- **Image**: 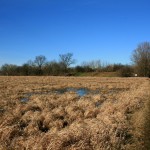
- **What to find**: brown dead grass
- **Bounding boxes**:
[143,87,150,150]
[0,76,149,150]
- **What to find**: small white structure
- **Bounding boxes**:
[134,74,138,77]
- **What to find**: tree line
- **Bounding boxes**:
[0,42,150,77]
[0,53,75,76]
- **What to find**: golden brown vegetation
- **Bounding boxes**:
[0,76,149,150]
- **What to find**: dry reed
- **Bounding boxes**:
[0,76,149,149]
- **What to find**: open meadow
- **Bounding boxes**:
[0,76,150,150]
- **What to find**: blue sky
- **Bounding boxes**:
[0,0,150,66]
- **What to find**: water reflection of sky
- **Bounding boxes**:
[20,88,99,103]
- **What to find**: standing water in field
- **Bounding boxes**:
[20,88,98,102]
[20,93,32,103]
[55,88,89,96]
[76,88,89,96]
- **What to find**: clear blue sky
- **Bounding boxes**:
[0,0,150,66]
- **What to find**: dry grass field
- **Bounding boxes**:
[0,76,149,150]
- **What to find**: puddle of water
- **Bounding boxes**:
[53,88,87,95]
[54,88,69,94]
[20,97,29,103]
[55,88,89,97]
[20,93,31,103]
[20,88,98,102]
[76,88,89,96]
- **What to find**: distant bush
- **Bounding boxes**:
[101,63,124,72]
[75,66,85,72]
[118,65,133,77]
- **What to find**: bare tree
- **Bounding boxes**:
[34,55,47,75]
[82,60,101,69]
[59,53,75,69]
[34,55,47,69]
[22,60,35,75]
[131,42,150,77]
[27,60,34,67]
[1,64,18,75]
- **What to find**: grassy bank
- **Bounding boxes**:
[129,79,150,150]
[75,71,119,77]
[144,86,150,149]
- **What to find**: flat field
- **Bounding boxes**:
[0,76,149,150]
